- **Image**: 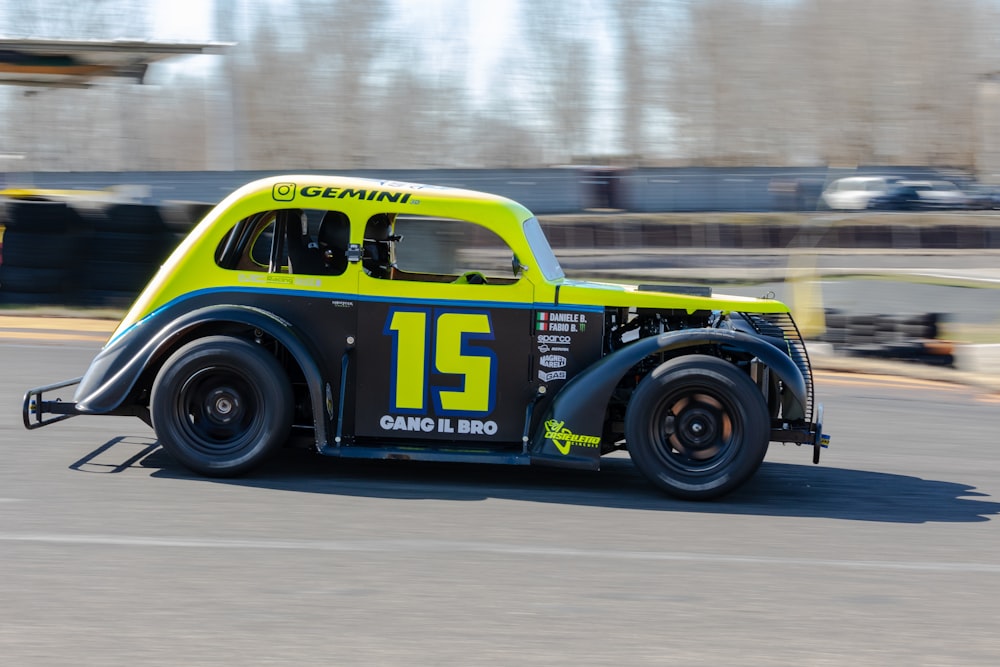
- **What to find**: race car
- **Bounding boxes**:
[23,175,828,500]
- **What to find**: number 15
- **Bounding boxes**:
[385,309,496,415]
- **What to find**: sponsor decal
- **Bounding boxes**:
[539,354,567,369]
[272,182,296,201]
[385,308,496,415]
[537,334,572,345]
[538,370,567,382]
[294,277,321,287]
[300,185,413,203]
[537,343,550,354]
[379,415,498,436]
[536,312,587,333]
[237,272,293,285]
[543,419,601,455]
[330,300,354,308]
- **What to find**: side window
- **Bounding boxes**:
[249,219,279,267]
[215,210,287,273]
[309,209,351,276]
[215,209,310,273]
[215,208,353,276]
[389,215,519,285]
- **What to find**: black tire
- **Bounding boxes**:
[0,230,81,268]
[151,336,293,477]
[83,289,140,308]
[98,203,166,233]
[2,200,77,233]
[0,290,69,306]
[85,259,158,292]
[625,355,770,500]
[159,201,214,234]
[91,231,161,263]
[0,265,70,293]
[897,322,938,339]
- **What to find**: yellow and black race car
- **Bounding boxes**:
[24,175,828,500]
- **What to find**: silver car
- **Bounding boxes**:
[821,175,901,210]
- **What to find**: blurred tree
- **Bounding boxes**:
[219,0,390,168]
[521,2,595,162]
[2,0,1000,170]
[1,0,149,38]
[665,0,997,167]
[0,0,151,170]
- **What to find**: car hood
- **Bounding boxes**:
[554,279,791,314]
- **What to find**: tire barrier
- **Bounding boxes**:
[159,201,214,235]
[0,200,89,305]
[818,311,953,366]
[83,203,179,308]
[0,198,206,308]
[0,190,994,319]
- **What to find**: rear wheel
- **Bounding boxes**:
[151,336,293,477]
[625,355,769,500]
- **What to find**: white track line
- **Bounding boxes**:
[1,533,997,573]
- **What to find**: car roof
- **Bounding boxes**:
[825,175,899,190]
[896,179,958,189]
[210,175,535,238]
[233,174,524,207]
[832,176,895,183]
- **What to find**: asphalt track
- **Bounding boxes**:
[1,320,999,665]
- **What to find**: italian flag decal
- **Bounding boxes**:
[535,311,586,332]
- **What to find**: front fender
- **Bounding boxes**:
[529,328,807,468]
[74,304,329,447]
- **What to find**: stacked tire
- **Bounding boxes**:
[159,200,214,236]
[0,199,90,306]
[819,310,950,365]
[84,203,178,307]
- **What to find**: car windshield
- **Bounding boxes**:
[523,217,564,281]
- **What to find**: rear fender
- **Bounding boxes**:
[529,328,806,468]
[74,305,329,448]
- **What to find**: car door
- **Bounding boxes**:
[352,215,537,445]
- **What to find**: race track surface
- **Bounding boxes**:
[1,330,998,666]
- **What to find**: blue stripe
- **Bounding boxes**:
[111,285,604,345]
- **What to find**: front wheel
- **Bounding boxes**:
[151,336,293,477]
[625,355,770,500]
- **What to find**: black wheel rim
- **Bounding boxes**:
[647,387,742,475]
[173,366,265,457]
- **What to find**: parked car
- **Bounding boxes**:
[961,184,1000,210]
[866,183,925,210]
[867,180,968,210]
[820,176,901,210]
[23,175,828,500]
[900,180,967,209]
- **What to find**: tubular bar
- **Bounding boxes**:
[22,376,82,430]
